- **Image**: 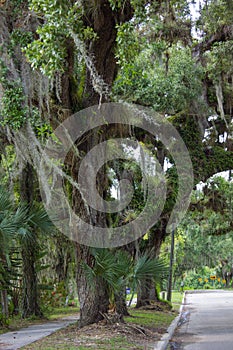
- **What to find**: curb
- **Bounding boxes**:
[154,291,187,350]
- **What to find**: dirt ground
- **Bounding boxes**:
[22,313,172,349]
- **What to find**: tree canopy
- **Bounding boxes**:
[0,0,233,327]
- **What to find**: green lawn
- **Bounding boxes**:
[171,290,184,311]
[22,308,177,350]
[45,306,79,320]
[2,291,184,349]
[0,305,79,334]
[125,308,175,329]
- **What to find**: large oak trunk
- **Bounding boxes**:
[68,1,134,327]
[75,245,109,327]
[72,140,111,326]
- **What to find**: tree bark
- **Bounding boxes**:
[115,287,130,316]
[20,163,43,318]
[53,234,72,284]
[136,279,160,308]
[75,244,109,327]
[21,240,43,318]
[136,220,167,307]
[69,1,134,327]
[82,0,133,107]
[1,290,9,319]
[72,140,111,326]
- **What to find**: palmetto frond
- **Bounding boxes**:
[0,186,13,214]
[82,247,169,308]
[0,217,18,236]
[136,255,168,281]
[14,205,29,224]
[91,248,123,292]
[0,194,25,255]
[129,254,169,290]
[28,203,54,233]
[17,226,36,245]
[0,189,29,238]
[115,249,133,279]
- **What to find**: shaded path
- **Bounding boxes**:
[0,315,79,350]
[169,290,233,350]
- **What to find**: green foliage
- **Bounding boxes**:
[108,0,124,10]
[205,41,233,82]
[28,203,55,234]
[116,22,141,66]
[0,60,40,130]
[182,267,225,290]
[25,0,83,76]
[127,253,169,306]
[162,176,233,287]
[25,28,67,75]
[113,45,204,114]
[81,248,168,307]
[35,123,59,144]
[0,188,28,251]
[129,254,168,288]
[0,312,10,327]
[0,184,55,319]
[0,186,26,308]
[9,29,34,52]
[0,80,28,129]
[0,146,16,186]
[81,248,126,298]
[196,0,233,120]
[197,0,233,34]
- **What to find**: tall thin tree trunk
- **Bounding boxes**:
[0,253,9,319]
[20,163,42,318]
[1,289,9,319]
[54,234,72,284]
[21,240,43,318]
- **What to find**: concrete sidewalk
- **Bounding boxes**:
[0,315,79,350]
[0,294,183,350]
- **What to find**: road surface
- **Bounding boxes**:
[169,290,233,350]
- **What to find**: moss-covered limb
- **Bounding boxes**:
[202,146,233,180]
[189,143,233,184]
[193,24,233,58]
[169,113,233,184]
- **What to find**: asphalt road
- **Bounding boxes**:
[169,290,233,350]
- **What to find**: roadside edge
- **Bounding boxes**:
[154,291,187,350]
